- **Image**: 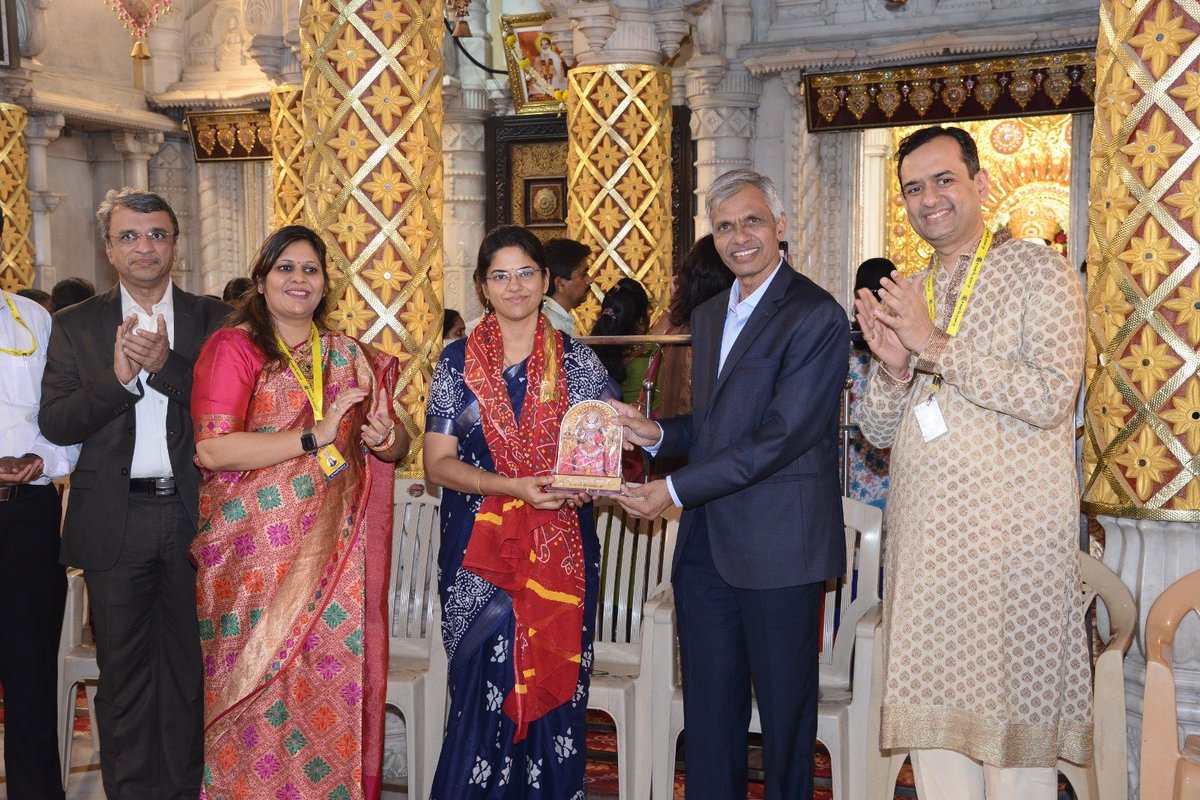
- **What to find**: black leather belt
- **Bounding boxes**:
[129,477,177,496]
[0,484,21,502]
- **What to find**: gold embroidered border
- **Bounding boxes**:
[0,104,33,291]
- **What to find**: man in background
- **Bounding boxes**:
[0,208,79,799]
[542,237,592,335]
[50,276,95,312]
[40,188,227,799]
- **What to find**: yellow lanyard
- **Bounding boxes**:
[925,228,992,337]
[0,292,37,357]
[275,324,325,421]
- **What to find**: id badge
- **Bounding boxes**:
[317,444,347,479]
[913,394,949,442]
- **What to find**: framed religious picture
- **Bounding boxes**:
[501,13,569,115]
[524,177,567,227]
[551,400,623,494]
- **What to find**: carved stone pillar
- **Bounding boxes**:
[0,102,33,291]
[270,85,305,228]
[1083,1,1200,792]
[301,0,445,475]
[441,83,488,322]
[26,112,62,289]
[150,139,199,292]
[563,0,687,330]
[685,58,761,237]
[112,131,165,190]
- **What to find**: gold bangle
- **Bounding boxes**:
[476,470,484,496]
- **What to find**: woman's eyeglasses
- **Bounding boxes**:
[485,267,545,285]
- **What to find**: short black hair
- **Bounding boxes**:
[543,238,590,298]
[896,126,981,183]
[50,277,96,311]
[442,308,464,338]
[96,187,180,237]
[222,276,253,303]
[16,287,50,306]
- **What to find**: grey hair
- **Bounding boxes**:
[96,188,180,238]
[705,169,784,222]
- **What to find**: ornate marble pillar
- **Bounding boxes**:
[301,0,445,475]
[1083,0,1200,791]
[26,112,62,289]
[0,102,33,291]
[270,85,305,228]
[563,1,687,330]
[441,82,488,322]
[112,131,165,191]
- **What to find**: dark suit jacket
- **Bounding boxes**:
[39,284,229,570]
[658,263,850,590]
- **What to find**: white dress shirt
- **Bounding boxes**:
[120,283,176,478]
[655,260,786,506]
[0,291,79,482]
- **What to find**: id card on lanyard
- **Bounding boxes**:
[915,229,992,442]
[276,325,347,479]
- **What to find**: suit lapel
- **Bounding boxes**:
[692,297,725,411]
[99,286,123,365]
[707,266,794,411]
[171,284,194,355]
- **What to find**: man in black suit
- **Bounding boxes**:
[616,169,849,799]
[40,189,227,799]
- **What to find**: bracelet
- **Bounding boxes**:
[475,470,485,496]
[369,427,397,451]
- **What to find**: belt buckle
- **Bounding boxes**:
[0,485,13,502]
[152,477,175,497]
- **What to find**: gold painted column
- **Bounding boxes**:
[1084,0,1200,786]
[0,103,34,291]
[566,64,673,330]
[1084,0,1200,518]
[560,6,688,330]
[301,0,444,475]
[270,85,305,229]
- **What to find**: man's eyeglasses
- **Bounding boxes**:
[107,231,176,247]
[485,267,545,285]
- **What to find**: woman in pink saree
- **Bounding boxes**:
[190,225,409,799]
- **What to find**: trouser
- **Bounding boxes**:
[0,483,67,799]
[673,509,825,800]
[911,748,1059,800]
[84,493,203,800]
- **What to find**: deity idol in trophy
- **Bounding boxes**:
[550,399,623,494]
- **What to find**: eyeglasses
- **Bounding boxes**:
[485,266,545,285]
[107,230,176,247]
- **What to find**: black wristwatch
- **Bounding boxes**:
[300,429,318,453]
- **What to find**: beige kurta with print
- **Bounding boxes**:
[856,230,1092,768]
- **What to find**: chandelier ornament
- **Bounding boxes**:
[104,0,173,88]
[445,0,471,38]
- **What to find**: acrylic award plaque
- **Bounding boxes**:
[550,399,623,494]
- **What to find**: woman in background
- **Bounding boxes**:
[589,277,652,407]
[424,224,614,798]
[191,225,408,800]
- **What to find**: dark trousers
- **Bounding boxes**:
[0,483,66,799]
[84,493,203,800]
[673,509,824,800]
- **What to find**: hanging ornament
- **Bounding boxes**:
[445,0,471,37]
[104,0,173,89]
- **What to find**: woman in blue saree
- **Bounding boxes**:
[424,225,614,798]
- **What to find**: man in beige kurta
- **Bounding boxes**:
[855,126,1091,799]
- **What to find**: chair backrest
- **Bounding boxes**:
[388,479,442,658]
[1141,569,1200,799]
[592,499,680,655]
[1079,552,1136,657]
[58,568,88,657]
[818,497,884,690]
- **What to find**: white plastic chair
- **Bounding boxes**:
[57,568,100,788]
[384,479,446,800]
[588,499,679,800]
[1141,569,1200,800]
[867,551,1136,800]
[650,496,883,800]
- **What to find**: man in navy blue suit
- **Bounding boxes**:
[615,169,849,799]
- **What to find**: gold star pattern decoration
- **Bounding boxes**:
[1091,168,1137,245]
[1114,427,1178,501]
[1118,326,1183,398]
[1120,110,1187,186]
[1129,0,1198,79]
[0,105,33,291]
[1118,217,1186,292]
[1087,376,1132,443]
[1165,160,1200,238]
[302,0,445,475]
[1090,271,1134,346]
[1161,378,1200,451]
[1163,269,1200,344]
